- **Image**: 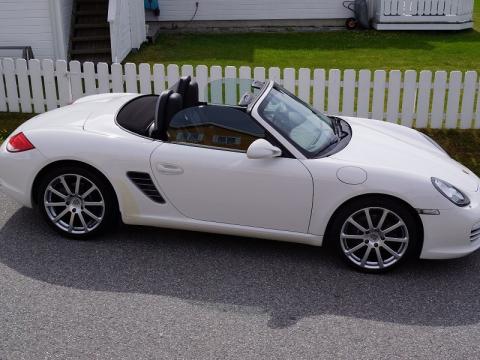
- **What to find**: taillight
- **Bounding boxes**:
[6,132,35,153]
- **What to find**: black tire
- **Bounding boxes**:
[329,197,421,273]
[345,18,358,30]
[36,165,118,240]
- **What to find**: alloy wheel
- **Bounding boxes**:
[340,207,410,270]
[43,174,105,235]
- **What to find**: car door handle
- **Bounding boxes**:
[156,163,184,175]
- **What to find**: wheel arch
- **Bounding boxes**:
[323,193,424,251]
[31,160,120,213]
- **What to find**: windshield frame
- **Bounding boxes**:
[254,83,340,158]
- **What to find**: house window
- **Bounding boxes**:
[168,105,265,151]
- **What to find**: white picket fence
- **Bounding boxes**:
[1,57,480,129]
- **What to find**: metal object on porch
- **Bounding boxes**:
[372,0,474,30]
[0,46,34,61]
[343,0,371,29]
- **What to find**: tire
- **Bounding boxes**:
[345,18,358,30]
[37,165,118,240]
[329,197,421,273]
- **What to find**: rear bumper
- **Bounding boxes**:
[420,192,480,259]
[0,141,47,208]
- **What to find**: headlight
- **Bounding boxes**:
[431,177,470,207]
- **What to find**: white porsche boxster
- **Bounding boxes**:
[1,77,479,272]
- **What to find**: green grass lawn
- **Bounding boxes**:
[127,0,480,71]
[1,112,479,175]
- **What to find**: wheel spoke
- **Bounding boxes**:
[383,221,403,235]
[83,208,101,222]
[60,176,72,195]
[346,242,366,255]
[68,212,75,232]
[377,209,388,230]
[341,233,366,240]
[78,212,88,231]
[53,208,69,222]
[45,201,67,207]
[365,209,374,230]
[48,186,67,199]
[375,247,384,268]
[81,186,95,199]
[361,247,372,267]
[84,201,104,207]
[74,175,81,195]
[347,218,367,233]
[384,236,408,243]
[382,243,401,259]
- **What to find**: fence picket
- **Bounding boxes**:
[42,59,57,111]
[401,70,417,127]
[268,67,281,83]
[416,70,432,128]
[460,71,477,129]
[342,69,355,116]
[111,63,124,93]
[312,69,326,112]
[476,77,480,129]
[254,67,266,82]
[153,64,165,94]
[125,63,138,93]
[445,71,462,128]
[83,62,96,95]
[29,60,44,113]
[328,69,341,115]
[239,66,251,97]
[139,63,152,94]
[16,59,32,113]
[69,61,83,100]
[0,61,7,112]
[167,64,179,88]
[430,71,447,128]
[386,70,402,123]
[3,59,19,112]
[210,65,223,104]
[56,60,72,106]
[372,70,386,120]
[181,64,194,78]
[283,68,296,94]
[225,66,237,105]
[196,65,208,102]
[96,62,110,94]
[357,70,371,118]
[298,68,311,103]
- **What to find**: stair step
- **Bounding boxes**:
[77,10,108,16]
[71,48,111,55]
[74,23,109,29]
[72,35,110,42]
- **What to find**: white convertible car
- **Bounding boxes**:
[1,77,479,272]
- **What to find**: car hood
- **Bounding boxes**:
[334,117,479,192]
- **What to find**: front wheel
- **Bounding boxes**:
[330,198,421,273]
[37,166,118,239]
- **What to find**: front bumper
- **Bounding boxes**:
[420,190,480,259]
[0,142,47,208]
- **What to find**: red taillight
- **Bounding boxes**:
[6,132,35,153]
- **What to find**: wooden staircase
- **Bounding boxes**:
[69,0,111,63]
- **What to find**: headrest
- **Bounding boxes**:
[184,80,199,108]
[172,76,191,98]
[165,93,183,125]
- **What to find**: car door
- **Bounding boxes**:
[150,105,314,233]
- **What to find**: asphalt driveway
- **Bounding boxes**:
[1,192,479,359]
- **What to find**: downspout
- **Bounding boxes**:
[48,0,67,60]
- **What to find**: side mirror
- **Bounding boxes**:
[246,139,282,159]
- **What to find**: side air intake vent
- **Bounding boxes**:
[127,172,166,204]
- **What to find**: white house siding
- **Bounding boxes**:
[59,0,73,59]
[154,0,352,21]
[0,0,54,59]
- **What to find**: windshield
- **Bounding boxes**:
[258,86,337,156]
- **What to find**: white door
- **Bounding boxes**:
[150,105,313,233]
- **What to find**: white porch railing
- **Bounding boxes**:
[108,0,146,63]
[375,0,474,22]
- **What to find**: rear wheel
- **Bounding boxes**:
[330,198,420,273]
[37,166,117,239]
